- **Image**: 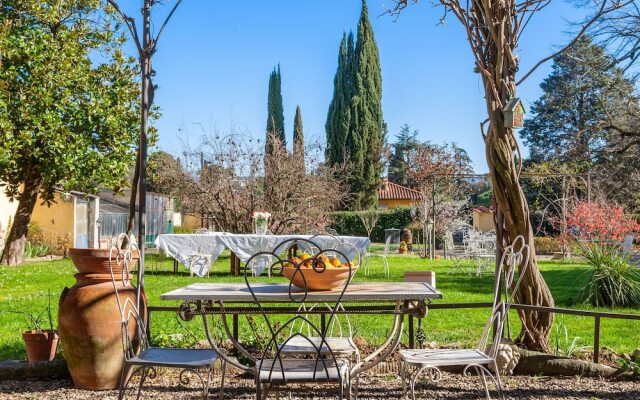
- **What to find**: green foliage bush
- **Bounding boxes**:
[534,237,561,255]
[328,207,414,242]
[575,242,640,308]
[173,225,194,234]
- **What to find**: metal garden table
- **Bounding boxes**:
[161,282,442,378]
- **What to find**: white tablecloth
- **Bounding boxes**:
[155,233,371,277]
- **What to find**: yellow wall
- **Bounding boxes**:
[473,210,495,232]
[182,214,203,230]
[31,193,75,255]
[378,199,420,209]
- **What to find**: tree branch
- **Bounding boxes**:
[516,0,627,85]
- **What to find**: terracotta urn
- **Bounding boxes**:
[59,248,143,390]
[22,330,59,364]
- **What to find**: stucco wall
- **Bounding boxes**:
[31,193,75,255]
[473,211,495,232]
[378,199,419,209]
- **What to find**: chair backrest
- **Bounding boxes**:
[244,237,354,382]
[382,234,392,255]
[477,301,506,359]
[498,235,530,309]
[289,303,354,339]
[622,235,634,254]
[108,234,146,361]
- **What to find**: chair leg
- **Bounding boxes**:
[476,367,491,400]
[118,363,129,400]
[219,359,227,400]
[135,367,147,400]
[409,370,418,400]
[203,367,212,399]
[492,362,506,400]
[399,361,408,400]
[256,379,261,400]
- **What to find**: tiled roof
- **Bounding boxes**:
[378,181,423,201]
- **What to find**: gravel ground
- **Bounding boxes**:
[1,371,639,400]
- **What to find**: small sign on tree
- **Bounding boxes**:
[503,98,525,129]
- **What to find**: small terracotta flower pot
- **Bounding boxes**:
[22,330,59,364]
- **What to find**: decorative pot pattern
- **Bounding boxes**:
[59,248,143,390]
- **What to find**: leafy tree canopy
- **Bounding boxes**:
[0,0,143,264]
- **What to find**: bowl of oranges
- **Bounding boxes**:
[282,252,358,291]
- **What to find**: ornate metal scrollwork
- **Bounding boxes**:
[402,299,428,318]
[178,301,200,321]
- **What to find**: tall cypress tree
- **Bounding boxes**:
[266,65,285,154]
[350,0,384,209]
[293,105,306,175]
[326,32,354,166]
[325,0,383,210]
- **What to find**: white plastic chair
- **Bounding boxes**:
[622,234,634,255]
[364,235,391,277]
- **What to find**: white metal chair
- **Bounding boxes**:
[398,235,529,400]
[245,238,354,400]
[280,303,360,363]
[108,234,226,400]
[364,235,391,277]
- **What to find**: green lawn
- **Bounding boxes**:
[1,251,639,361]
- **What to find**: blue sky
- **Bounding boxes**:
[126,0,589,173]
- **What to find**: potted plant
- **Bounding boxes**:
[399,241,408,254]
[15,291,59,364]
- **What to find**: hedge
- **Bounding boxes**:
[327,207,414,242]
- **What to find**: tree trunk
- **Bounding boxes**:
[485,105,555,352]
[472,8,556,351]
[127,150,140,236]
[1,168,44,266]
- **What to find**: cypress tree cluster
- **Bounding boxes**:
[326,0,384,210]
[293,105,306,175]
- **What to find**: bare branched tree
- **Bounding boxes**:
[155,129,347,235]
[357,210,380,239]
[388,0,631,351]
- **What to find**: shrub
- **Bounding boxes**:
[534,237,561,255]
[173,225,194,234]
[328,207,414,242]
[23,241,49,258]
[566,201,640,241]
[574,242,640,308]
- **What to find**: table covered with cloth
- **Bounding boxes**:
[154,233,371,277]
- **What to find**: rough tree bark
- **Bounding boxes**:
[447,0,556,351]
[1,166,43,266]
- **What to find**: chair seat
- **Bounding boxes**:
[128,347,220,369]
[256,358,349,384]
[279,336,359,357]
[399,348,492,367]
